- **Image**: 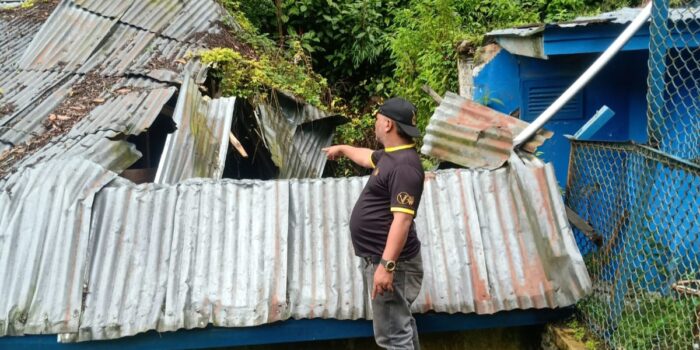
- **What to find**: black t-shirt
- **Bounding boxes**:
[349,144,424,260]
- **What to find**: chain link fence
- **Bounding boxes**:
[568,142,699,349]
[567,1,700,348]
[647,0,700,163]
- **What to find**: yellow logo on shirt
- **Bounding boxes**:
[397,192,415,206]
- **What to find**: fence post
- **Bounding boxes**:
[646,0,670,148]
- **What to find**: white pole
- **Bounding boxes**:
[513,2,653,147]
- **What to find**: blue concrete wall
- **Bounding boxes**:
[473,49,649,186]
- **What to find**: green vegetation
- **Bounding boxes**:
[223,0,642,175]
[20,0,36,9]
[198,47,328,106]
[579,290,700,349]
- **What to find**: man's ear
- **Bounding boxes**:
[386,119,395,133]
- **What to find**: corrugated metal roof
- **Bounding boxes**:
[4,78,175,176]
[10,130,142,176]
[0,0,25,8]
[78,178,290,341]
[281,118,341,179]
[59,158,589,342]
[18,0,118,71]
[155,77,236,184]
[70,0,131,18]
[77,23,158,76]
[65,83,176,138]
[0,70,76,145]
[0,159,116,336]
[487,7,698,37]
[0,14,43,68]
[255,91,340,179]
[119,0,185,35]
[160,0,223,42]
[421,92,552,170]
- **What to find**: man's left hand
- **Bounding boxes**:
[372,265,394,299]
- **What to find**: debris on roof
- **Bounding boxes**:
[422,92,552,170]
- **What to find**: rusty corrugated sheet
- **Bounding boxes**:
[0,159,116,336]
[421,92,552,170]
[62,160,589,342]
[155,77,236,184]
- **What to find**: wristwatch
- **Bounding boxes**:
[380,258,396,272]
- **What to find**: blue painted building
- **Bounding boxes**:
[472,8,700,185]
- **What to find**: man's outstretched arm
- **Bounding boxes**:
[322,145,375,169]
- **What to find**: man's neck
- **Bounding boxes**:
[381,135,412,149]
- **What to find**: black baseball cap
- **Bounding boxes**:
[377,97,420,138]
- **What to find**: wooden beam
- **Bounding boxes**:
[421,85,443,105]
[229,132,249,158]
[565,206,603,247]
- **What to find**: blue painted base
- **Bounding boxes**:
[0,308,573,349]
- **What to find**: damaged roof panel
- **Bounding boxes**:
[256,91,341,179]
[4,78,174,175]
[65,84,176,138]
[155,77,236,184]
[11,130,142,176]
[0,159,116,337]
[58,161,589,342]
[421,92,552,170]
[281,118,341,179]
[128,36,207,84]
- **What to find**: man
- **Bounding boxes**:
[322,97,425,350]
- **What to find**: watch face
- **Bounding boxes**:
[386,261,396,271]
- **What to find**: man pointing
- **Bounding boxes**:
[323,97,425,350]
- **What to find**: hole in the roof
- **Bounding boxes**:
[119,94,178,184]
[222,100,278,180]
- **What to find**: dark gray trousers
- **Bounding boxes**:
[363,254,424,350]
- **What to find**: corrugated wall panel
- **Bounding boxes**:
[79,179,290,341]
[0,159,116,336]
[287,176,368,320]
[70,163,590,342]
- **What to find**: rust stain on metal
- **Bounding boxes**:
[422,92,552,170]
[457,173,491,313]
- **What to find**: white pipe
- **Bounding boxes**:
[513,2,653,147]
